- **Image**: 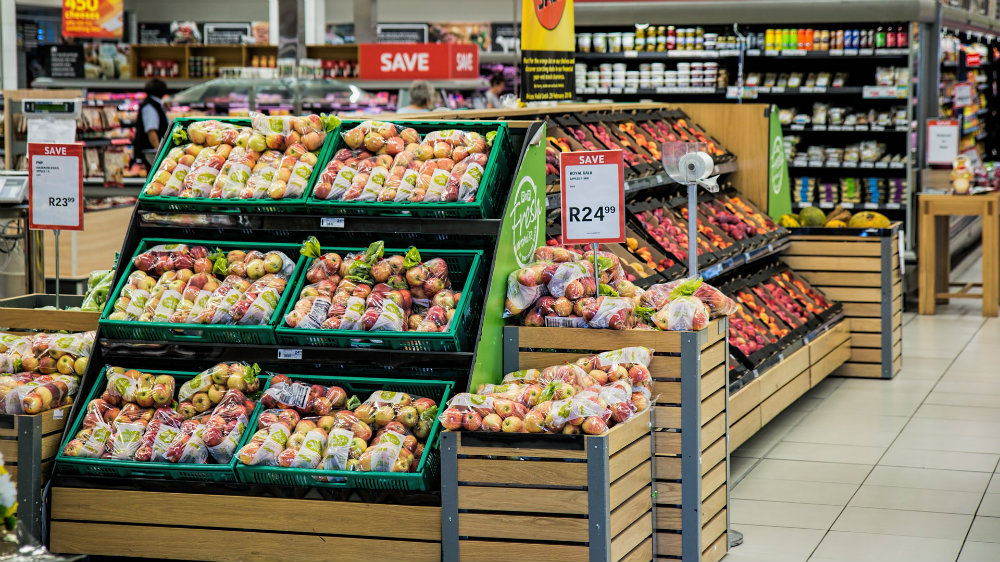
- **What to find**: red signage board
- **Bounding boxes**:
[560,150,626,245]
[28,143,84,231]
[358,43,479,80]
[62,0,123,39]
[967,52,982,67]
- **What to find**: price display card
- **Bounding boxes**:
[560,150,625,244]
[28,142,83,231]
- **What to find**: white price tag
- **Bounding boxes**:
[277,348,303,360]
[560,150,625,244]
[28,143,83,231]
[320,217,345,228]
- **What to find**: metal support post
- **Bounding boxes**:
[16,416,42,543]
[587,438,611,562]
[880,236,894,379]
[680,332,702,561]
[440,431,459,562]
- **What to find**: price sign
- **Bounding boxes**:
[926,119,960,165]
[28,143,83,231]
[560,150,625,244]
[953,81,975,108]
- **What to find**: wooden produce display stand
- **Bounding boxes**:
[50,488,442,561]
[1,405,71,542]
[444,321,729,562]
[784,224,902,378]
[0,294,99,332]
[729,319,850,450]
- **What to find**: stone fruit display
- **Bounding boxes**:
[107,243,296,326]
[142,113,338,200]
[283,237,462,333]
[0,331,94,414]
[439,346,653,435]
[312,121,496,203]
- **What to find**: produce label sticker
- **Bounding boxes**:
[560,150,625,244]
[28,142,83,231]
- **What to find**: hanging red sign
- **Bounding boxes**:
[358,43,479,80]
[28,143,84,231]
[966,52,982,67]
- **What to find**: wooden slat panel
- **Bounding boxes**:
[701,437,726,474]
[620,536,652,562]
[730,406,761,451]
[729,379,760,421]
[653,406,680,429]
[843,302,881,317]
[851,348,883,363]
[700,388,725,426]
[702,460,726,502]
[655,532,682,557]
[808,321,850,363]
[759,345,810,398]
[652,381,680,404]
[799,271,883,286]
[702,531,728,562]
[610,435,652,482]
[702,411,726,447]
[701,364,726,401]
[611,460,652,509]
[702,509,727,551]
[460,513,588,542]
[516,326,683,353]
[812,340,852,386]
[51,488,441,539]
[611,512,653,562]
[518,352,683,374]
[783,255,882,271]
[655,506,681,530]
[456,442,586,459]
[701,339,727,376]
[611,486,653,537]
[609,409,652,455]
[761,371,810,425]
[851,317,882,332]
[461,540,588,562]
[646,356,683,378]
[459,487,588,515]
[654,431,680,455]
[785,241,882,256]
[655,456,681,480]
[457,459,587,486]
[50,522,442,562]
[654,481,682,505]
[833,362,883,378]
[702,483,727,527]
[851,333,882,348]
[823,287,882,303]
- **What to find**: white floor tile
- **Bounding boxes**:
[880,445,1000,472]
[904,416,1000,438]
[980,494,1000,518]
[767,442,886,465]
[967,516,1000,543]
[925,390,1000,409]
[892,427,1000,454]
[731,455,760,484]
[849,484,983,514]
[732,477,858,506]
[745,459,873,485]
[959,541,1000,562]
[809,531,963,562]
[730,498,842,530]
[725,524,826,562]
[832,506,973,540]
[913,403,1000,423]
[864,465,991,493]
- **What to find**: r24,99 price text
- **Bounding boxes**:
[567,205,616,222]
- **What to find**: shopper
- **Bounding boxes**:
[485,72,507,108]
[397,81,437,113]
[134,79,169,167]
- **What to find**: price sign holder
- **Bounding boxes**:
[28,142,84,308]
[560,150,626,292]
[662,142,718,277]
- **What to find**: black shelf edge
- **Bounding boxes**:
[792,201,905,211]
[744,48,910,58]
[700,236,791,282]
[576,86,725,97]
[783,125,909,133]
[788,161,907,171]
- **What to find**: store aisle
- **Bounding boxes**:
[726,296,1000,561]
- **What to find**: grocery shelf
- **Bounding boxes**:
[793,201,905,211]
[576,49,740,61]
[576,86,725,96]
[788,161,906,171]
[32,77,204,90]
[700,236,791,281]
[783,124,909,133]
[744,47,910,57]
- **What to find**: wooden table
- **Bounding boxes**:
[918,192,1000,316]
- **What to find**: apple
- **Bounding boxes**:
[374,405,396,427]
[481,413,502,432]
[210,364,230,385]
[355,403,377,425]
[348,437,367,459]
[524,410,545,433]
[207,384,227,404]
[395,406,418,427]
[462,411,482,431]
[493,399,515,419]
[581,416,609,435]
[412,397,437,415]
[501,416,524,433]
[294,419,317,434]
[151,384,172,406]
[37,356,57,374]
[192,392,212,412]
[20,356,39,373]
[413,418,433,439]
[317,416,335,432]
[561,424,581,435]
[439,408,463,431]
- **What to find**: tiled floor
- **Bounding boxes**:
[725,258,1000,562]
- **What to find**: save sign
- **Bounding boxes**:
[27,142,84,231]
[359,43,479,80]
[560,150,625,244]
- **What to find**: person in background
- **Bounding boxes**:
[134,79,169,168]
[397,81,437,113]
[485,72,507,109]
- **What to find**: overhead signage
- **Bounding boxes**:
[62,0,123,39]
[520,0,575,101]
[358,43,479,80]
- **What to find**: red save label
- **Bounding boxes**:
[967,52,982,67]
[359,43,479,80]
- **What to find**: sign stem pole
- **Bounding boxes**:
[687,183,698,278]
[590,242,599,293]
[54,230,60,308]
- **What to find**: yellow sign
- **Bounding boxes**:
[62,0,123,39]
[521,0,574,52]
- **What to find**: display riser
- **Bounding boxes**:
[0,294,98,332]
[785,224,902,378]
[729,320,850,450]
[49,487,442,562]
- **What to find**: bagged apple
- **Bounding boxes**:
[582,296,636,330]
[9,376,77,415]
[108,422,145,460]
[341,120,398,151]
[354,390,433,432]
[279,422,329,469]
[202,390,250,463]
[62,418,112,458]
[134,408,184,462]
[237,421,291,466]
[475,383,544,408]
[356,430,412,472]
[317,426,354,473]
[438,393,495,431]
[145,145,192,197]
[240,149,283,198]
[163,424,209,464]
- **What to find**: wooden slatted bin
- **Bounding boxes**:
[784,224,902,378]
[49,488,443,561]
[0,405,71,541]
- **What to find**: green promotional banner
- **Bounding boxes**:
[767,104,792,219]
[469,123,547,390]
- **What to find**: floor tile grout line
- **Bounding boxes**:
[954,456,1000,560]
[803,315,987,562]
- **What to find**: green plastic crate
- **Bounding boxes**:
[274,246,484,351]
[99,238,306,345]
[55,366,266,482]
[235,374,452,491]
[137,116,338,214]
[305,120,514,218]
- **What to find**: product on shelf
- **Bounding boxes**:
[313,121,495,203]
[107,243,296,326]
[441,346,654,435]
[142,113,337,200]
[0,331,94,414]
[283,238,461,333]
[81,269,115,312]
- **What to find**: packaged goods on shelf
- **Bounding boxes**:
[0,331,94,415]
